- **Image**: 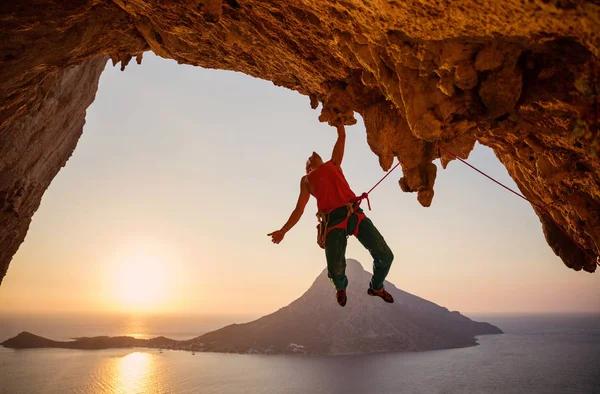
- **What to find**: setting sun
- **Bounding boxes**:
[113,249,169,312]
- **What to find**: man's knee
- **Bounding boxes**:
[376,247,394,267]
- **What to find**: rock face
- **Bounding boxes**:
[1,1,599,282]
[188,259,502,354]
[0,57,107,283]
[1,259,502,354]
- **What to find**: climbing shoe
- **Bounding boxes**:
[336,289,347,307]
[367,287,394,303]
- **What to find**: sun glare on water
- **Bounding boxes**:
[114,249,169,312]
[110,352,163,393]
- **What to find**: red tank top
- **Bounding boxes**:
[306,161,356,213]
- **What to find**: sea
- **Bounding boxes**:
[0,313,599,394]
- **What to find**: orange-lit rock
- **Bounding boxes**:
[1,0,599,283]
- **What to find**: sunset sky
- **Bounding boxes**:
[0,53,598,316]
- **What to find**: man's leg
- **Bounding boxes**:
[324,228,349,290]
[356,217,394,290]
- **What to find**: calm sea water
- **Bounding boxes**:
[1,314,599,394]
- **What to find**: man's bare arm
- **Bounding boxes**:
[281,177,310,232]
[268,177,310,244]
[331,125,346,166]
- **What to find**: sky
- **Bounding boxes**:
[0,53,598,316]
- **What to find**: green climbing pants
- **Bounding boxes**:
[324,205,394,291]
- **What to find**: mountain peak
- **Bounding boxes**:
[192,259,502,355]
[1,331,60,348]
[345,257,365,272]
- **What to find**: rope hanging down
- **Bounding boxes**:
[437,144,600,268]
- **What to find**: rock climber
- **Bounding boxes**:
[268,124,395,307]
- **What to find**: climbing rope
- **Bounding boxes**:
[437,144,600,268]
[354,161,402,210]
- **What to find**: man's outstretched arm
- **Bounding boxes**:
[331,124,346,166]
[268,177,311,244]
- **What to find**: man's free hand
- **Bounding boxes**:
[267,229,286,244]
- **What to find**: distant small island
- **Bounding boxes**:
[1,331,179,351]
[2,260,502,355]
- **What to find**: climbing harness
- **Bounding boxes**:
[316,202,366,248]
[437,144,600,268]
[315,162,402,248]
